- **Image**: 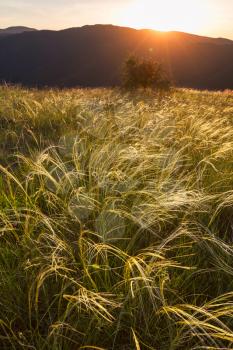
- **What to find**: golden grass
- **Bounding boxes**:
[0,86,233,349]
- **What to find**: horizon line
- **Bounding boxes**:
[1,23,233,41]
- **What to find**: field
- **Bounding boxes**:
[0,85,233,349]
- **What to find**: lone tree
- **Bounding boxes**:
[122,56,170,90]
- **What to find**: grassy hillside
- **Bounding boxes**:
[0,86,233,349]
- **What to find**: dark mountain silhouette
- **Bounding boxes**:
[0,26,36,37]
[0,24,232,89]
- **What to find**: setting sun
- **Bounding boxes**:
[118,0,211,33]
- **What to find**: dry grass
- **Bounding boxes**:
[0,85,233,349]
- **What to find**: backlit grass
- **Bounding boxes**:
[0,85,233,349]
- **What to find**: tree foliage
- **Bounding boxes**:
[122,56,170,90]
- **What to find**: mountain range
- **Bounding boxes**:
[0,26,36,36]
[0,25,232,89]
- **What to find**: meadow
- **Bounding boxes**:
[0,85,233,349]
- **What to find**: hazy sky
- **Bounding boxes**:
[0,0,232,39]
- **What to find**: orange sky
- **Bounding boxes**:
[0,0,232,39]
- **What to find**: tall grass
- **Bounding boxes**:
[0,85,233,349]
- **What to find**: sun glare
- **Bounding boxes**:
[118,0,211,34]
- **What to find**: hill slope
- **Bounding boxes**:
[0,26,36,36]
[0,25,233,89]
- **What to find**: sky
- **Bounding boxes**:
[0,0,233,39]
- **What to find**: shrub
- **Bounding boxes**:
[122,55,170,90]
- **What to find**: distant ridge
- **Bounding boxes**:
[0,24,232,89]
[0,26,36,36]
